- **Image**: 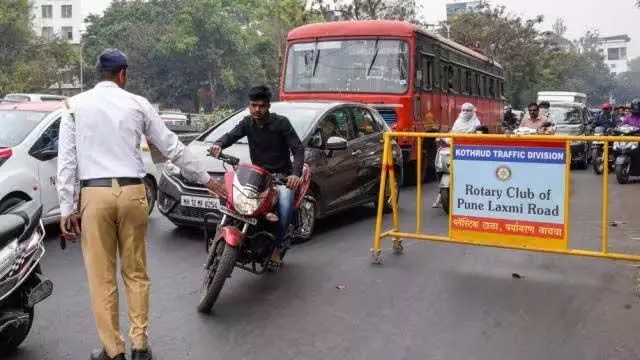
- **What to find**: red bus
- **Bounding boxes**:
[280,20,505,181]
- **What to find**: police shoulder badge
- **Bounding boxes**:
[495,165,512,181]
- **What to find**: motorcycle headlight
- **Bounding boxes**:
[164,161,181,176]
[571,141,585,145]
[0,240,19,279]
[614,142,638,151]
[232,188,261,215]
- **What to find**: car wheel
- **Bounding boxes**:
[143,177,157,215]
[0,197,26,214]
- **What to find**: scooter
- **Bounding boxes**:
[434,126,492,214]
[0,200,52,353]
[591,126,614,175]
[197,153,312,313]
[611,125,640,184]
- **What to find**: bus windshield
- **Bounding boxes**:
[284,39,409,94]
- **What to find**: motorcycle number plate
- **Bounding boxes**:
[181,195,220,210]
[615,157,627,165]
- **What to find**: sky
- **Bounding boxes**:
[419,0,640,58]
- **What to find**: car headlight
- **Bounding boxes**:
[232,188,261,215]
[164,161,181,176]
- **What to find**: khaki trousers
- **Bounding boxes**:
[80,180,150,357]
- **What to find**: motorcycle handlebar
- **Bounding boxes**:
[208,149,240,166]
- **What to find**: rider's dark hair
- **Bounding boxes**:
[476,126,489,134]
[539,101,550,108]
[248,85,272,103]
[99,65,127,81]
[528,102,539,109]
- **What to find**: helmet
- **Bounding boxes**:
[631,99,640,115]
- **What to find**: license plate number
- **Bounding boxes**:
[181,195,219,210]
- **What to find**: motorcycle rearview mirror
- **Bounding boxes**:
[541,121,553,128]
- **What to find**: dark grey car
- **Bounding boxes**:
[157,101,403,237]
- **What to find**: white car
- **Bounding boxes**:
[0,101,158,223]
[2,93,67,103]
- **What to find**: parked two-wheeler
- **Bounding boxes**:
[611,125,640,184]
[591,126,615,175]
[0,200,52,353]
[197,153,312,313]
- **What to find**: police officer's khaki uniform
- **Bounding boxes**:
[57,81,210,357]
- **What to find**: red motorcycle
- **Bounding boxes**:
[197,153,312,313]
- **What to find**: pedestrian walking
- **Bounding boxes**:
[56,49,220,360]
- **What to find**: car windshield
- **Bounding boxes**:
[549,106,583,124]
[284,39,409,94]
[201,104,321,144]
[0,110,48,147]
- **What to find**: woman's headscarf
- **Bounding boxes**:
[450,103,481,134]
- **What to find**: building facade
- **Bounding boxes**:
[30,0,112,94]
[597,35,631,76]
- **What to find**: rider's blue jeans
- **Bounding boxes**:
[275,185,295,249]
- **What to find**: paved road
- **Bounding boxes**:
[8,171,640,360]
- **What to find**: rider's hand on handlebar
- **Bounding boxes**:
[286,175,303,190]
[209,145,222,158]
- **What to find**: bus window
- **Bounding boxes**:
[421,55,433,90]
[457,67,463,94]
[447,66,455,93]
[475,73,481,96]
[439,63,446,91]
[465,70,472,95]
[489,78,495,99]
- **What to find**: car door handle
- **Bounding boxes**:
[351,150,362,156]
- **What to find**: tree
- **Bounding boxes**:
[0,0,77,95]
[443,3,615,107]
[552,18,567,37]
[310,0,423,23]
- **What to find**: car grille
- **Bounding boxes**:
[376,108,397,125]
[176,205,219,220]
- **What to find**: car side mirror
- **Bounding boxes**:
[326,136,348,151]
[35,148,58,161]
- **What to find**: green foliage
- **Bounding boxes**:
[83,0,316,111]
[199,107,236,130]
[0,0,77,95]
[444,4,615,108]
[310,0,423,23]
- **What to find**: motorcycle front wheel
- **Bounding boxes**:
[615,163,631,184]
[197,242,237,314]
[592,149,603,175]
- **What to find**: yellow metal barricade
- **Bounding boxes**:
[372,132,640,264]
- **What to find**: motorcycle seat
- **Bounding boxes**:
[0,214,25,247]
[6,201,43,243]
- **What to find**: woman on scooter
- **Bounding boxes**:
[432,103,483,208]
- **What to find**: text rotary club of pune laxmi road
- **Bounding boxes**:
[450,139,569,251]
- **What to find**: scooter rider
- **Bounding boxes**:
[209,86,305,266]
[619,99,640,127]
[594,102,619,129]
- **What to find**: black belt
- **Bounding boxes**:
[81,177,143,188]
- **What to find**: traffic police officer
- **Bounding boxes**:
[56,49,220,360]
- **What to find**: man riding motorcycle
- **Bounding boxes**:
[619,99,640,127]
[594,102,619,129]
[210,86,305,265]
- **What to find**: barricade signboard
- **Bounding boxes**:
[450,138,568,250]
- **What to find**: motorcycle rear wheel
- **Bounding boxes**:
[197,243,237,314]
[0,308,34,354]
[615,163,631,184]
